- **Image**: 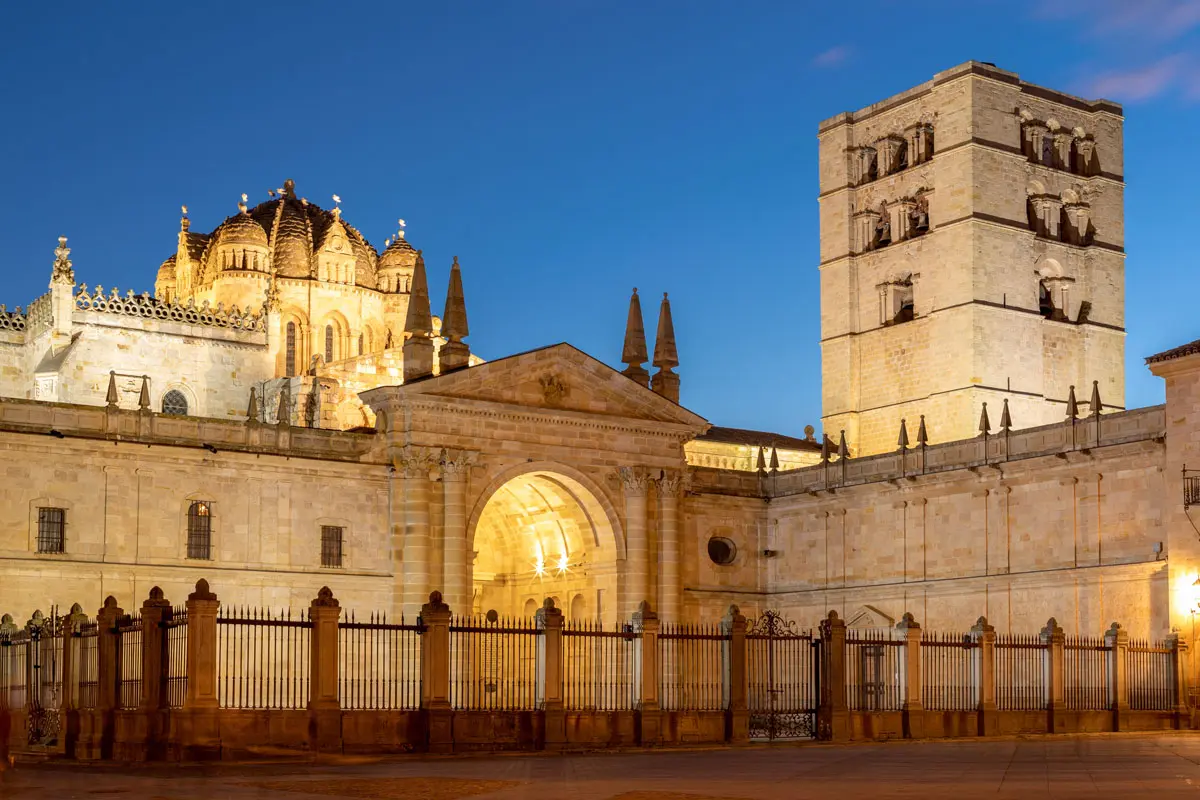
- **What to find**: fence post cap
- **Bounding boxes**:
[0,613,15,635]
[1041,617,1063,636]
[188,579,217,602]
[422,591,450,614]
[542,597,557,611]
[312,586,340,608]
[826,609,840,621]
[970,615,994,634]
[144,586,171,608]
[1107,621,1124,635]
[896,612,920,630]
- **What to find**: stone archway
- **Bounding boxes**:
[467,464,623,624]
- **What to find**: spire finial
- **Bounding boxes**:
[1066,385,1079,420]
[138,376,151,412]
[769,447,780,472]
[917,415,928,446]
[651,291,680,402]
[442,256,469,345]
[1089,380,1102,417]
[404,251,433,337]
[756,447,767,473]
[1000,399,1012,432]
[247,387,259,422]
[276,388,290,427]
[838,430,849,460]
[897,418,909,450]
[51,235,74,285]
[105,371,118,409]
[620,288,650,387]
[979,402,991,435]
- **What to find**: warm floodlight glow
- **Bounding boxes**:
[557,553,570,574]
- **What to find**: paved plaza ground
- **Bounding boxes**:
[5,733,1200,799]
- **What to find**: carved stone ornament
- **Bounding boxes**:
[188,578,217,602]
[312,586,340,608]
[52,236,74,285]
[539,373,568,405]
[394,446,438,479]
[656,469,690,495]
[616,466,651,494]
[440,448,478,480]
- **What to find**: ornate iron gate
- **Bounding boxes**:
[747,610,820,741]
[25,609,63,747]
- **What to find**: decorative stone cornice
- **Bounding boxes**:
[75,284,266,332]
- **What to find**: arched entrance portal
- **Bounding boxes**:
[469,468,622,624]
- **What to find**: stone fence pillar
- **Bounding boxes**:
[180,580,220,760]
[89,596,123,760]
[59,604,89,758]
[536,599,565,750]
[136,588,172,761]
[1042,617,1066,733]
[420,591,453,753]
[633,601,661,746]
[1106,622,1129,731]
[897,613,924,739]
[308,587,341,753]
[971,616,998,736]
[1168,631,1191,728]
[722,605,748,743]
[0,614,15,770]
[818,610,848,741]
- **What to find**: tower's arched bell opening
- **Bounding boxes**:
[471,470,619,623]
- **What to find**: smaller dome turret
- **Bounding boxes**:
[377,221,417,293]
[155,255,177,302]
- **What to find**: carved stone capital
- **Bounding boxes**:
[616,466,651,496]
[439,448,478,481]
[656,469,689,496]
[393,445,439,479]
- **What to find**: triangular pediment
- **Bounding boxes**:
[366,343,708,429]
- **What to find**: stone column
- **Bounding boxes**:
[397,447,436,618]
[633,602,661,745]
[897,612,924,739]
[441,450,474,612]
[723,605,748,743]
[1106,622,1129,731]
[618,467,651,620]
[139,587,172,761]
[59,603,89,758]
[1042,617,1066,733]
[93,596,123,761]
[972,616,998,736]
[181,579,220,760]
[656,471,683,623]
[308,587,341,753]
[420,591,453,753]
[819,610,848,741]
[537,599,566,750]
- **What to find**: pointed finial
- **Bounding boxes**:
[917,415,928,446]
[769,447,779,471]
[838,430,849,460]
[442,256,469,344]
[652,292,678,371]
[403,249,433,337]
[1090,380,1102,416]
[897,418,909,450]
[1066,385,1079,420]
[246,387,259,422]
[283,179,295,197]
[820,433,831,463]
[276,388,290,427]
[51,235,74,284]
[756,447,767,473]
[979,402,991,435]
[1000,399,1012,432]
[105,371,118,409]
[621,288,650,386]
[138,376,150,412]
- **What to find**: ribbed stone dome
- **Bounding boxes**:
[214,211,269,247]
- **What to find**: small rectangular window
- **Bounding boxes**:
[37,507,65,553]
[187,500,213,560]
[321,525,344,568]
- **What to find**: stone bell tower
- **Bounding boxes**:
[817,62,1126,455]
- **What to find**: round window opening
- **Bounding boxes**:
[707,537,736,566]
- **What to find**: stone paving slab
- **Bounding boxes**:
[5,733,1200,799]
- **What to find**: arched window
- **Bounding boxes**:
[1039,281,1056,319]
[324,325,334,363]
[186,500,212,560]
[285,322,297,377]
[162,390,188,416]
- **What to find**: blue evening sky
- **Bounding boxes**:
[2,2,1197,434]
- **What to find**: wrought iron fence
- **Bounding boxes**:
[0,626,30,711]
[747,612,819,740]
[449,611,541,710]
[920,632,978,711]
[28,610,64,745]
[165,606,188,709]
[217,606,311,709]
[658,621,728,711]
[1127,639,1174,711]
[994,633,1046,710]
[562,620,637,711]
[846,630,903,711]
[1064,635,1111,710]
[116,612,143,710]
[338,611,423,710]
[75,621,99,710]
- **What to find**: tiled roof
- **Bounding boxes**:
[696,425,821,452]
[1146,338,1200,365]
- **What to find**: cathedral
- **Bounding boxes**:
[2,62,1198,640]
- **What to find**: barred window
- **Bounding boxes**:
[286,321,297,377]
[321,525,344,568]
[187,501,213,560]
[162,390,188,415]
[37,507,65,553]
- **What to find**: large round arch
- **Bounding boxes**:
[466,462,624,624]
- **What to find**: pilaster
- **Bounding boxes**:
[656,471,683,622]
[441,449,475,612]
[618,467,651,619]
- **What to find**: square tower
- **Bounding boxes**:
[818,62,1125,455]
